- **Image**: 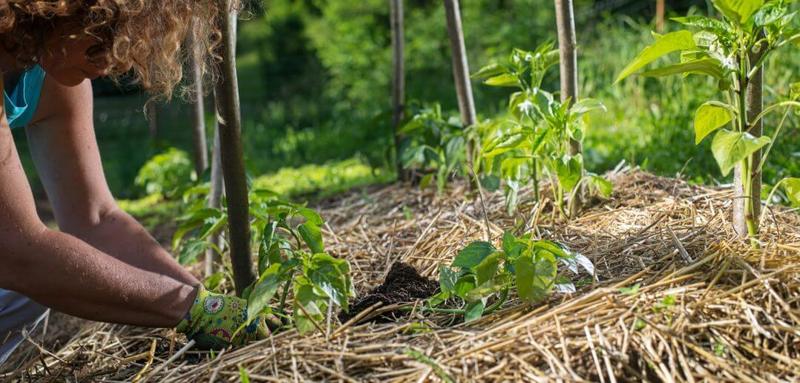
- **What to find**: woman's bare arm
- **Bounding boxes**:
[0,94,195,327]
[26,78,198,286]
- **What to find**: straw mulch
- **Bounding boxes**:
[3,170,799,382]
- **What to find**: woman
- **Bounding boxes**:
[0,1,265,364]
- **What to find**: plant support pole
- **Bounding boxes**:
[733,37,765,239]
[214,4,255,295]
[554,0,580,156]
[554,0,583,217]
[655,0,665,33]
[443,0,477,168]
[391,0,406,179]
[206,124,224,277]
[188,19,208,176]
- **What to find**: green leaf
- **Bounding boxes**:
[293,282,325,334]
[472,62,506,79]
[419,173,435,190]
[239,366,251,383]
[454,275,477,300]
[307,253,353,311]
[711,130,771,176]
[782,178,800,206]
[248,263,290,323]
[298,222,325,254]
[640,58,725,80]
[588,175,613,198]
[515,250,557,304]
[695,103,734,144]
[439,265,459,294]
[712,0,763,24]
[475,252,501,286]
[258,221,279,274]
[484,73,519,87]
[178,239,208,265]
[672,16,730,32]
[480,174,501,192]
[618,283,641,296]
[452,241,496,270]
[555,154,584,192]
[616,30,697,83]
[203,272,226,291]
[464,300,486,323]
[570,98,607,115]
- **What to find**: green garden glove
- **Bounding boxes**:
[176,286,268,349]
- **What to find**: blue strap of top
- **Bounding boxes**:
[4,65,46,129]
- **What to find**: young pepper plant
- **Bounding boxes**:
[473,45,612,216]
[400,103,470,193]
[173,188,355,334]
[429,231,594,322]
[616,0,800,240]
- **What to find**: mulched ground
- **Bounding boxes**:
[3,169,799,382]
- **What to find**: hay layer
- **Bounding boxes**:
[4,171,800,382]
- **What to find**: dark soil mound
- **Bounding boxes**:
[340,262,439,323]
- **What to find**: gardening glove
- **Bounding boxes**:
[176,286,269,350]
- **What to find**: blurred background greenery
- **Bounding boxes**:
[13,0,799,201]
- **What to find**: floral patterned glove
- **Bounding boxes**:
[176,286,268,349]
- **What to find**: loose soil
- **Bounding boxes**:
[339,262,439,323]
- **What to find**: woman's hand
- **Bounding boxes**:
[176,286,268,349]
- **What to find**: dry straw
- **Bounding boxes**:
[3,170,799,382]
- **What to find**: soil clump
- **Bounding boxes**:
[339,262,438,323]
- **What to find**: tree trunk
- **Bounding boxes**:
[214,5,255,296]
[655,0,665,33]
[206,123,224,277]
[188,19,209,177]
[146,103,158,139]
[390,0,406,179]
[443,0,477,167]
[733,40,764,239]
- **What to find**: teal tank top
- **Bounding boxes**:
[3,65,46,129]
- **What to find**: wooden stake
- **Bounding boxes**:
[554,0,583,216]
[188,18,208,176]
[206,123,224,277]
[443,0,477,170]
[214,3,255,295]
[733,35,765,238]
[655,0,665,33]
[390,0,406,179]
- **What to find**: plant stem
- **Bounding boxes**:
[483,289,509,315]
[756,108,790,174]
[468,166,492,241]
[532,158,540,203]
[277,277,292,318]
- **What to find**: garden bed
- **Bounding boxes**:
[3,169,800,382]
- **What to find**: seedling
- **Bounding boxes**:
[617,0,800,240]
[174,188,354,334]
[473,45,612,216]
[400,103,470,193]
[429,231,593,322]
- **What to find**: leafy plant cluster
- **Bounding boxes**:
[617,0,800,238]
[173,188,354,334]
[429,232,594,322]
[473,45,613,215]
[399,104,470,193]
[134,148,196,199]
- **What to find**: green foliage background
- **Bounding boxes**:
[13,0,800,199]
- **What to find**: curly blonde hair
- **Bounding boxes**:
[0,0,227,98]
